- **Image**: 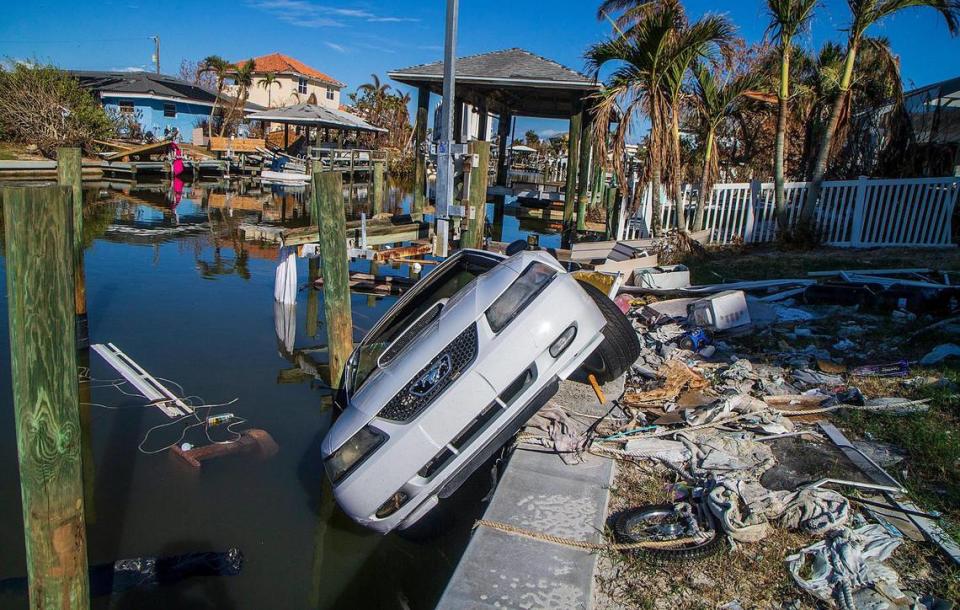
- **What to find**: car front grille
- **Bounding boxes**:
[377,323,479,422]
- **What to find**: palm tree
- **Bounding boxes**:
[587,0,733,235]
[198,55,229,137]
[690,63,763,230]
[220,58,255,137]
[258,72,281,107]
[800,0,960,227]
[766,0,817,234]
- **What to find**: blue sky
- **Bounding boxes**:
[2,0,959,137]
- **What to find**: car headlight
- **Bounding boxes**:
[485,262,557,333]
[324,426,386,484]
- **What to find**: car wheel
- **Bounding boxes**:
[577,280,641,383]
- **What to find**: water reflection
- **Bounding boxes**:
[0,176,558,609]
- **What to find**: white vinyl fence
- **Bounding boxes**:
[619,176,960,247]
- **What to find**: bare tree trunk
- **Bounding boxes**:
[670,109,687,233]
[774,41,791,235]
[801,44,858,226]
[694,129,714,231]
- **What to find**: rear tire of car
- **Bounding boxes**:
[577,280,641,383]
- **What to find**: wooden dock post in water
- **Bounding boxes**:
[372,160,386,215]
[2,185,90,609]
[57,147,88,350]
[604,186,619,240]
[575,117,593,232]
[311,171,353,388]
[461,140,490,250]
[562,103,582,246]
[413,86,429,217]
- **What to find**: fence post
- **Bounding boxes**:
[850,176,868,247]
[312,171,353,388]
[744,180,760,243]
[2,185,90,608]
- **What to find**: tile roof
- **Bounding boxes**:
[390,48,596,86]
[234,53,344,88]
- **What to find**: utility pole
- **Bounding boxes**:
[435,0,458,258]
[152,35,160,74]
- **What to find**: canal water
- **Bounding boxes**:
[0,177,558,609]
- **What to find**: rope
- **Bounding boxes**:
[474,519,707,552]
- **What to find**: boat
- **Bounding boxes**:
[260,153,310,185]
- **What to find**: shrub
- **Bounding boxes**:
[0,60,114,156]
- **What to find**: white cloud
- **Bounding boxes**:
[325,41,348,53]
[247,1,416,28]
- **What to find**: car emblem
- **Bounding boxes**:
[410,354,452,397]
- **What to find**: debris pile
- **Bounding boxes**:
[530,265,960,607]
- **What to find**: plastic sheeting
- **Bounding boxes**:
[274,246,298,304]
[786,524,925,609]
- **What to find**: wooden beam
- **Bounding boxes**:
[413,86,430,217]
[462,140,490,249]
[604,186,619,240]
[312,172,353,388]
[104,139,171,161]
[2,184,90,608]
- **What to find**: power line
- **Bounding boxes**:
[0,37,155,44]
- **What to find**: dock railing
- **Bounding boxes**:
[619,176,960,248]
[308,148,387,172]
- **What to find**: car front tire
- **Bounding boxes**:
[577,280,641,383]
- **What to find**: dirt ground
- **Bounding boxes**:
[593,244,960,609]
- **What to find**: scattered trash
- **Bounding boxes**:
[786,525,921,609]
[689,290,751,330]
[919,343,960,366]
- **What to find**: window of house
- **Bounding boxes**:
[326,87,334,101]
[118,100,135,115]
[163,102,176,118]
[298,77,308,95]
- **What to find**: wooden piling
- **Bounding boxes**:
[413,87,430,216]
[496,112,512,187]
[462,140,490,250]
[562,103,582,244]
[57,147,88,350]
[306,257,320,338]
[576,117,593,232]
[311,172,353,388]
[605,186,620,240]
[372,160,386,215]
[2,185,90,609]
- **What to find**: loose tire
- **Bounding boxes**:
[613,504,724,563]
[577,280,641,383]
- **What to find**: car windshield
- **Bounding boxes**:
[350,252,499,392]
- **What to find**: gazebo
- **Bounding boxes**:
[246,103,386,153]
[389,48,602,231]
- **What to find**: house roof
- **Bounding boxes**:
[233,53,344,88]
[389,48,597,89]
[388,48,598,119]
[246,103,386,132]
[71,70,264,111]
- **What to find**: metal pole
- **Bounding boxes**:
[436,0,458,258]
[153,35,160,75]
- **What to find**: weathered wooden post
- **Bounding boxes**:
[461,140,490,250]
[372,160,386,216]
[413,87,430,217]
[57,147,88,349]
[605,186,620,240]
[311,171,353,388]
[576,118,593,231]
[306,257,320,339]
[562,102,582,245]
[3,185,90,608]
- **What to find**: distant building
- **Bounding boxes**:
[72,70,262,143]
[229,53,345,109]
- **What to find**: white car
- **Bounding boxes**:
[321,248,640,533]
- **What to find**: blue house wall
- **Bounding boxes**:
[101,96,211,143]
